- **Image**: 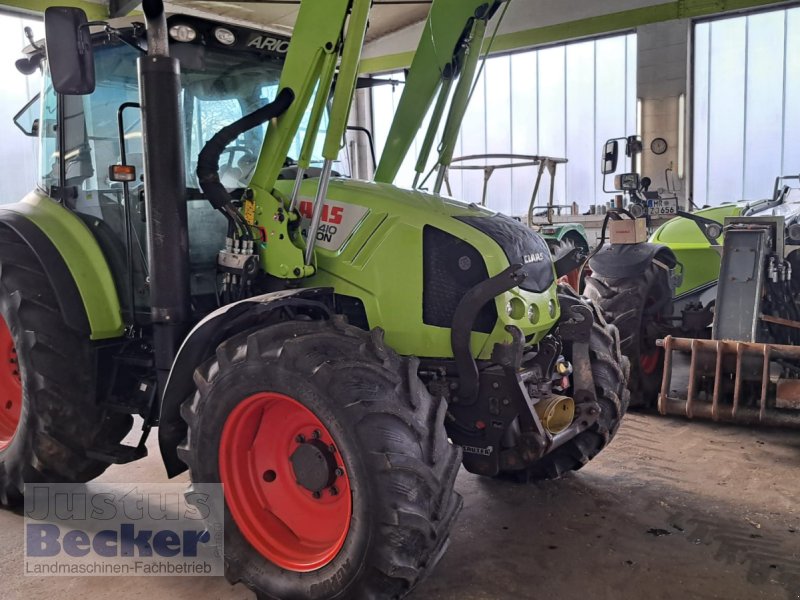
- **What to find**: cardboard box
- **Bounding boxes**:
[609,218,648,244]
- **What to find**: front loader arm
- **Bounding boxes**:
[374,0,504,185]
[249,0,352,194]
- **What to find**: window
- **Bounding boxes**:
[1,14,44,204]
[693,6,800,206]
[371,33,637,215]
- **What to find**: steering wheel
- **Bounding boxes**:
[219,145,258,186]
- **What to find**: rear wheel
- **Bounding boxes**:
[0,226,133,507]
[179,318,462,600]
[584,261,673,407]
[0,315,21,453]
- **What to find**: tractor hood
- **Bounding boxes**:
[274,177,560,360]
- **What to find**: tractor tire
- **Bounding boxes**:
[584,260,673,407]
[0,225,133,507]
[513,286,630,481]
[178,317,462,600]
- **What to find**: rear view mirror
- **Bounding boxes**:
[601,140,618,175]
[15,55,43,75]
[44,7,95,95]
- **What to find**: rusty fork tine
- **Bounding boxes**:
[732,342,744,419]
[658,336,673,416]
[711,340,724,422]
[759,344,771,422]
[687,338,699,419]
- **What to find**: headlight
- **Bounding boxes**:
[169,25,196,43]
[706,223,723,241]
[506,298,525,320]
[528,304,540,324]
[214,27,236,46]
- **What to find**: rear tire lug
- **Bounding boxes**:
[312,429,321,440]
[312,491,321,499]
[329,486,338,496]
[334,467,344,477]
[295,434,305,443]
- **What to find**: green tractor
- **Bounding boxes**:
[585,134,800,428]
[1,0,629,597]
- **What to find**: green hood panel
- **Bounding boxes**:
[274,179,560,360]
[2,191,124,340]
[650,204,743,296]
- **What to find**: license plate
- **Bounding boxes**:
[647,197,678,216]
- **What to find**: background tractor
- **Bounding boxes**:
[442,152,590,287]
[583,136,680,406]
[585,133,800,428]
[0,0,629,597]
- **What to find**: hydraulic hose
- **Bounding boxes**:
[196,87,295,233]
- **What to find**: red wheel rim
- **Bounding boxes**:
[219,392,352,572]
[640,350,660,375]
[0,315,20,451]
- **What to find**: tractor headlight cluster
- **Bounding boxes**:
[169,24,197,43]
[506,299,556,323]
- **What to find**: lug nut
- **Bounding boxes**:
[312,430,321,440]
[312,491,321,499]
[329,444,337,453]
[296,434,305,443]
[330,486,338,496]
[334,468,344,477]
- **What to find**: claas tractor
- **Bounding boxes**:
[0,0,629,597]
[586,133,800,429]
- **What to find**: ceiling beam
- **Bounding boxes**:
[110,0,141,18]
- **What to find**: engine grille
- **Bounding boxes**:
[422,226,497,334]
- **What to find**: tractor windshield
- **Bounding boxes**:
[39,40,329,195]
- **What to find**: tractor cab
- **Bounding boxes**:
[15,14,338,322]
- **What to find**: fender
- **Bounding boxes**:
[541,223,590,253]
[0,191,124,339]
[158,287,334,477]
[588,242,677,279]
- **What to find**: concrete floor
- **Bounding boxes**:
[1,413,798,600]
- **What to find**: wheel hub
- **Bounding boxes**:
[290,439,338,493]
[219,392,352,572]
[0,315,20,452]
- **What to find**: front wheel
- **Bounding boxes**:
[178,318,462,600]
[510,286,630,481]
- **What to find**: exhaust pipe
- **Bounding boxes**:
[139,0,191,395]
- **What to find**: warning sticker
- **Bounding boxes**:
[297,198,370,252]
